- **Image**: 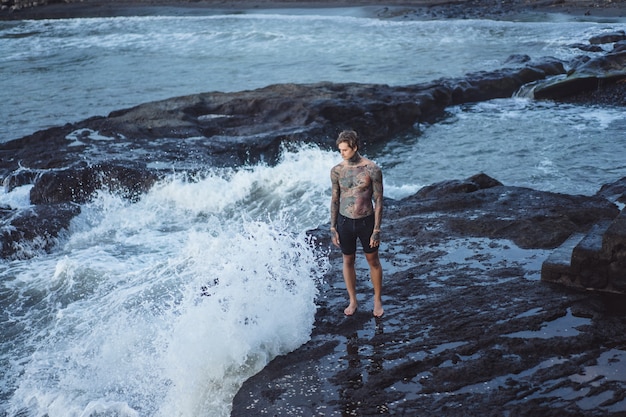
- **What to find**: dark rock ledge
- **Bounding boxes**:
[232,173,626,417]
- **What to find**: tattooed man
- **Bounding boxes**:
[330,130,384,318]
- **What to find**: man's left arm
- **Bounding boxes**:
[370,164,383,245]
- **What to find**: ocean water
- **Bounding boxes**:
[1,11,625,143]
[1,8,626,417]
[0,146,332,417]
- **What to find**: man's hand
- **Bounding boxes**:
[370,230,380,248]
[331,228,340,248]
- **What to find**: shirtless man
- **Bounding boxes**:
[330,130,384,318]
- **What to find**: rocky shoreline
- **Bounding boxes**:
[2,0,626,21]
[233,173,626,416]
[2,3,626,416]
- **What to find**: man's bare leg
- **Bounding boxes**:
[366,251,384,318]
[342,253,358,315]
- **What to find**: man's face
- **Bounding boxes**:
[338,142,357,161]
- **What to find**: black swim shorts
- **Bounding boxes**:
[337,213,377,255]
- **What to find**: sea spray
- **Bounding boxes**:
[2,145,335,416]
[159,220,326,416]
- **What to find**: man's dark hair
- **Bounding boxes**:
[336,130,359,150]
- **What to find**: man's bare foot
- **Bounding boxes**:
[373,303,384,318]
[344,303,358,316]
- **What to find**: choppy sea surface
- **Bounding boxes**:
[1,8,626,417]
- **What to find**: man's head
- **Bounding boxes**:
[336,130,360,162]
[336,130,359,150]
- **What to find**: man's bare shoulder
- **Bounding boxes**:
[330,163,343,180]
[363,159,382,175]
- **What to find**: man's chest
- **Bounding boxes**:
[339,166,371,190]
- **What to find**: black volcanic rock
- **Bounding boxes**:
[589,30,626,45]
[1,58,565,178]
[0,203,80,259]
[28,163,158,205]
[533,51,626,101]
[232,174,624,417]
[389,173,619,249]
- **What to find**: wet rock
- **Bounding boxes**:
[597,176,626,204]
[390,173,619,249]
[0,203,80,259]
[232,174,626,416]
[29,163,159,204]
[571,42,605,53]
[589,30,626,45]
[446,58,565,104]
[3,169,38,192]
[0,163,158,259]
[542,205,626,297]
[614,40,626,53]
[530,32,626,104]
[504,54,532,65]
[533,50,626,100]
[408,172,503,199]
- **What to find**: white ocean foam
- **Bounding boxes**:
[66,128,116,144]
[384,182,423,200]
[579,107,626,129]
[2,146,333,417]
[0,184,32,209]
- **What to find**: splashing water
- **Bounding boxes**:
[1,145,335,417]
